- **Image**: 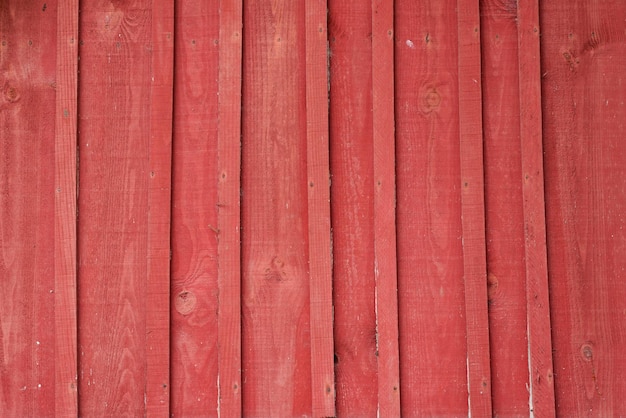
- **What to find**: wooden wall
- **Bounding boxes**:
[1,0,625,416]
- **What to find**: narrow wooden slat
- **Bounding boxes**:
[0,3,57,416]
[456,0,492,415]
[55,0,79,416]
[217,0,243,415]
[479,1,530,415]
[170,1,221,416]
[394,1,469,414]
[516,1,556,416]
[371,0,400,416]
[305,0,335,416]
[327,1,378,415]
[145,1,175,416]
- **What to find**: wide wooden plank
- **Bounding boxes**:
[517,0,556,416]
[77,1,156,414]
[170,1,221,416]
[394,1,469,414]
[145,1,174,416]
[54,0,79,416]
[541,1,626,415]
[480,0,530,415]
[241,0,312,415]
[371,0,401,415]
[217,0,243,415]
[456,0,492,415]
[304,0,335,416]
[0,2,58,416]
[327,1,378,415]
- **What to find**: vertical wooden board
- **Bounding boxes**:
[170,2,220,416]
[217,0,243,414]
[241,0,312,415]
[457,0,492,415]
[305,0,335,415]
[372,0,401,415]
[327,1,378,415]
[77,1,156,415]
[145,0,174,415]
[541,2,626,415]
[55,0,79,416]
[394,1,468,414]
[480,1,530,415]
[0,2,57,416]
[517,0,555,415]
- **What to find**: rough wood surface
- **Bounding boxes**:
[305,0,335,415]
[328,1,378,415]
[241,0,312,415]
[395,1,469,415]
[54,0,79,416]
[541,1,626,415]
[170,1,220,415]
[0,2,57,416]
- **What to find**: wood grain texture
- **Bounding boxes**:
[77,1,156,414]
[394,1,469,414]
[305,0,335,415]
[328,1,378,415]
[371,0,401,415]
[0,2,58,416]
[517,0,556,416]
[457,0,492,415]
[145,1,174,415]
[217,0,243,415]
[541,1,626,415]
[170,1,220,416]
[241,0,312,415]
[480,0,530,415]
[54,0,79,416]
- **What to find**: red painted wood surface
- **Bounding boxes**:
[54,0,79,416]
[517,0,556,415]
[480,0,530,415]
[241,0,312,415]
[394,1,469,414]
[328,1,378,415]
[217,0,243,415]
[541,1,626,415]
[1,3,58,416]
[457,0,492,415]
[372,0,401,415]
[305,0,335,415]
[77,2,173,415]
[170,1,220,416]
[4,1,626,415]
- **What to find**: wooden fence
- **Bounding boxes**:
[1,0,625,416]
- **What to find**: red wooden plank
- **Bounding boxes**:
[241,0,312,415]
[371,0,400,415]
[479,1,530,415]
[170,2,220,416]
[54,0,79,416]
[456,0,492,415]
[394,1,469,414]
[77,2,159,415]
[541,2,626,415]
[217,0,243,415]
[305,0,335,416]
[327,1,378,415]
[0,3,57,416]
[516,1,556,416]
[145,2,174,416]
